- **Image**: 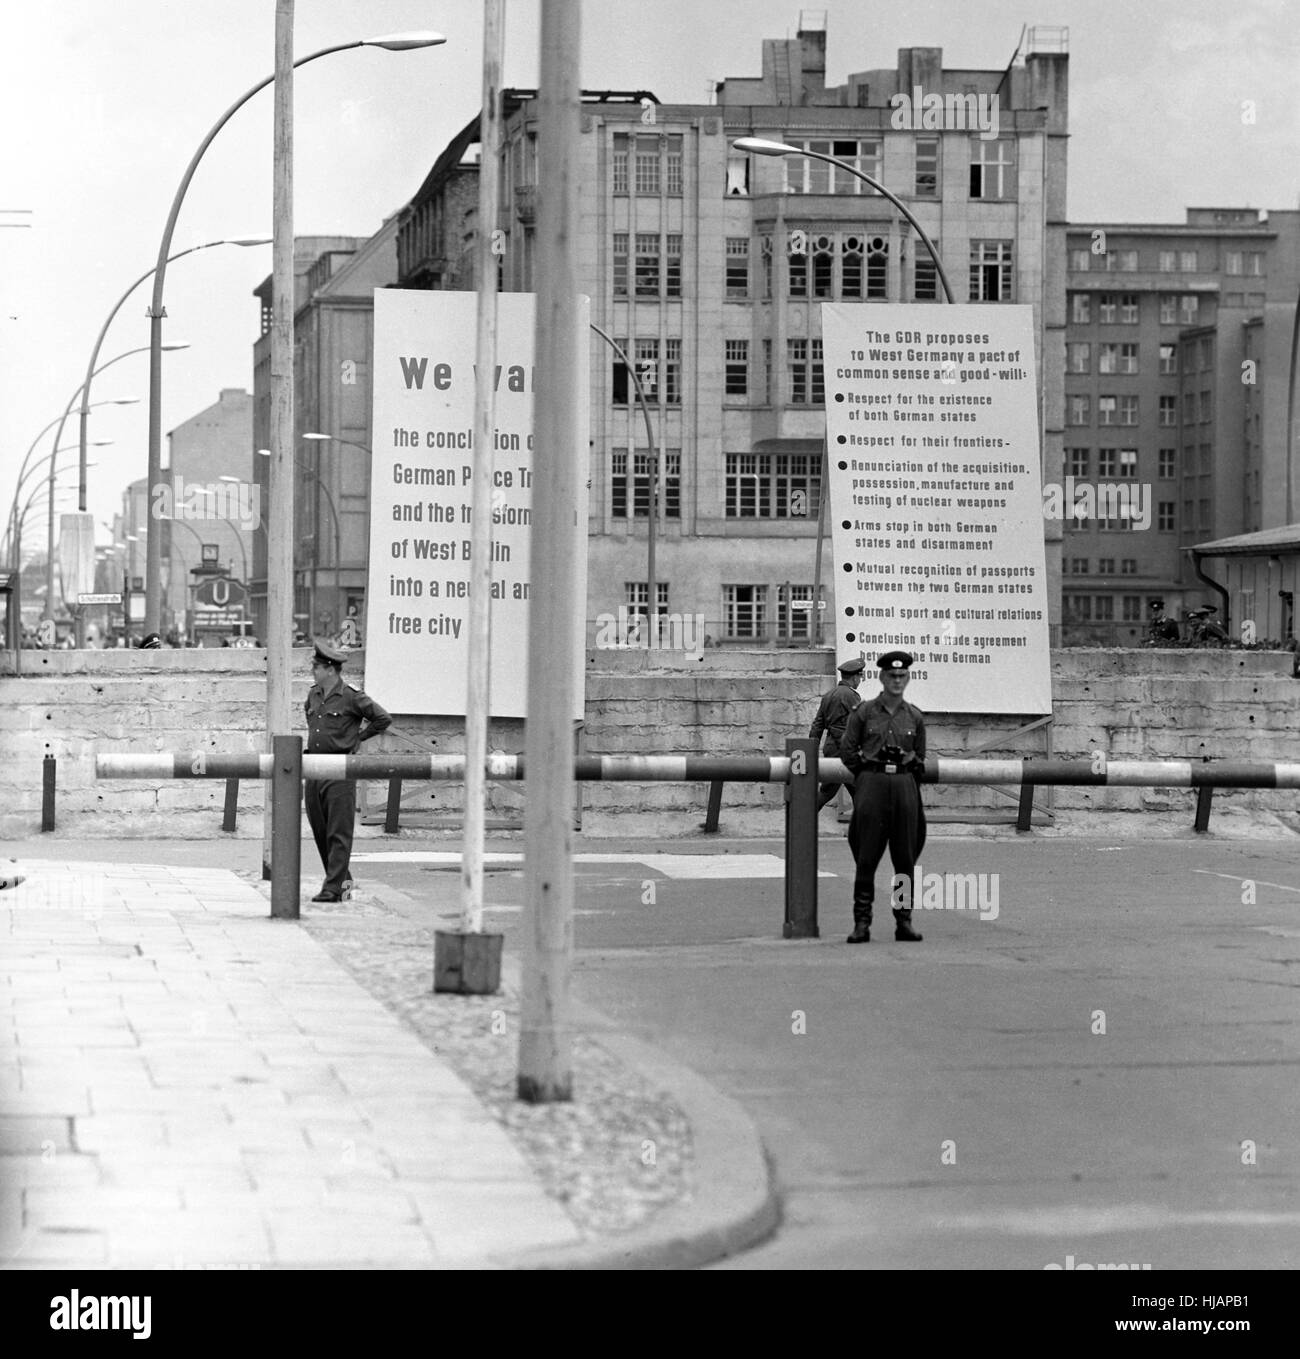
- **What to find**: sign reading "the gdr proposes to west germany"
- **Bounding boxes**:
[821,303,1051,714]
[365,289,590,717]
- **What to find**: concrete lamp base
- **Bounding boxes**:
[434,930,504,995]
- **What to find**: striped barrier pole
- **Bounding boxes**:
[93,753,1300,788]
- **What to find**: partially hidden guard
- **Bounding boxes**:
[838,650,927,944]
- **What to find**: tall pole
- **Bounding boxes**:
[264,0,296,895]
[518,0,580,1104]
[464,0,505,938]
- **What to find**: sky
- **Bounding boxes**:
[2,0,1297,553]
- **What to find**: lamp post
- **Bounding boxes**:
[589,324,663,635]
[732,138,953,303]
[45,344,188,624]
[144,31,447,635]
[5,446,109,565]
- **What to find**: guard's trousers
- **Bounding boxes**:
[304,777,356,896]
[848,770,925,919]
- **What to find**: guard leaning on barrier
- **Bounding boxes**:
[809,656,865,812]
[839,650,926,945]
[304,639,392,902]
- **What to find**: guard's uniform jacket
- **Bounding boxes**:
[305,681,392,754]
[841,694,927,924]
[304,680,392,898]
[809,681,861,758]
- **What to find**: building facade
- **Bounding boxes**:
[1063,207,1300,644]
[395,21,1070,648]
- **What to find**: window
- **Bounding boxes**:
[726,152,749,197]
[610,450,681,520]
[1158,448,1176,479]
[1116,343,1138,373]
[1180,295,1199,324]
[724,340,749,398]
[865,235,888,300]
[1118,449,1138,478]
[969,240,1012,301]
[778,585,816,640]
[785,138,882,194]
[665,236,681,298]
[1225,251,1243,276]
[635,233,660,296]
[1199,337,1212,371]
[612,233,628,297]
[788,231,878,301]
[787,339,823,404]
[1122,595,1142,620]
[841,235,863,299]
[625,581,669,620]
[1067,342,1091,374]
[1183,391,1195,424]
[1066,595,1093,621]
[666,139,683,195]
[723,584,767,638]
[1121,560,1137,576]
[1068,448,1089,477]
[1098,558,1115,575]
[1159,294,1178,324]
[1199,391,1212,423]
[725,453,821,518]
[969,139,1015,199]
[761,236,773,299]
[1119,294,1139,323]
[1067,395,1091,427]
[1246,252,1265,276]
[1098,396,1118,426]
[1099,293,1117,324]
[1179,250,1198,272]
[663,338,681,405]
[915,137,939,197]
[1158,250,1177,272]
[1070,249,1091,272]
[1159,395,1177,427]
[612,133,628,194]
[1098,343,1119,374]
[725,238,749,299]
[1095,596,1115,621]
[914,238,940,301]
[1119,395,1139,426]
[634,134,660,193]
[1158,502,1175,531]
[1069,558,1089,575]
[762,338,772,404]
[1098,450,1116,477]
[1071,293,1091,324]
[612,338,681,405]
[1106,250,1138,272]
[1159,343,1177,375]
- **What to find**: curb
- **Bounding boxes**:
[358,881,782,1270]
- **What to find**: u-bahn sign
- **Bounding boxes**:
[193,576,247,609]
[820,303,1051,714]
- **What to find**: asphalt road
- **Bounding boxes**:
[350,830,1300,1271]
[18,828,1300,1271]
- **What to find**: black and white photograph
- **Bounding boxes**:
[1,0,1295,1320]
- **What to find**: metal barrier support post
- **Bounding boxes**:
[270,734,301,920]
[41,754,56,832]
[384,776,402,834]
[1016,757,1034,833]
[703,780,723,833]
[783,736,819,938]
[1193,785,1214,833]
[222,778,239,833]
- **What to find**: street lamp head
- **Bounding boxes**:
[107,398,140,406]
[224,236,272,247]
[160,341,191,352]
[731,137,800,157]
[363,31,447,51]
[302,432,332,442]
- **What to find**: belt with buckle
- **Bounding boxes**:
[864,760,909,774]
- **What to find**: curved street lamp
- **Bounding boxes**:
[145,31,448,633]
[731,138,954,303]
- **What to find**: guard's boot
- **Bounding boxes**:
[846,903,872,944]
[893,909,923,942]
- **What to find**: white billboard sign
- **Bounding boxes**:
[821,303,1052,714]
[366,289,590,717]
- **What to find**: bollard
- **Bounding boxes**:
[1193,785,1214,833]
[41,754,56,832]
[270,735,302,920]
[1016,758,1035,832]
[783,737,819,938]
[222,778,239,833]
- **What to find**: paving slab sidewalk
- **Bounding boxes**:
[0,858,775,1270]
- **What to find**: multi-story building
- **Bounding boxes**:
[249,229,398,643]
[395,19,1070,647]
[1062,207,1300,644]
[162,387,254,636]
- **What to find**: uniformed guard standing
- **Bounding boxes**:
[809,657,865,811]
[303,639,393,902]
[839,650,926,944]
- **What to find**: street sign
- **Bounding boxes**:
[193,576,247,608]
[78,593,122,605]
